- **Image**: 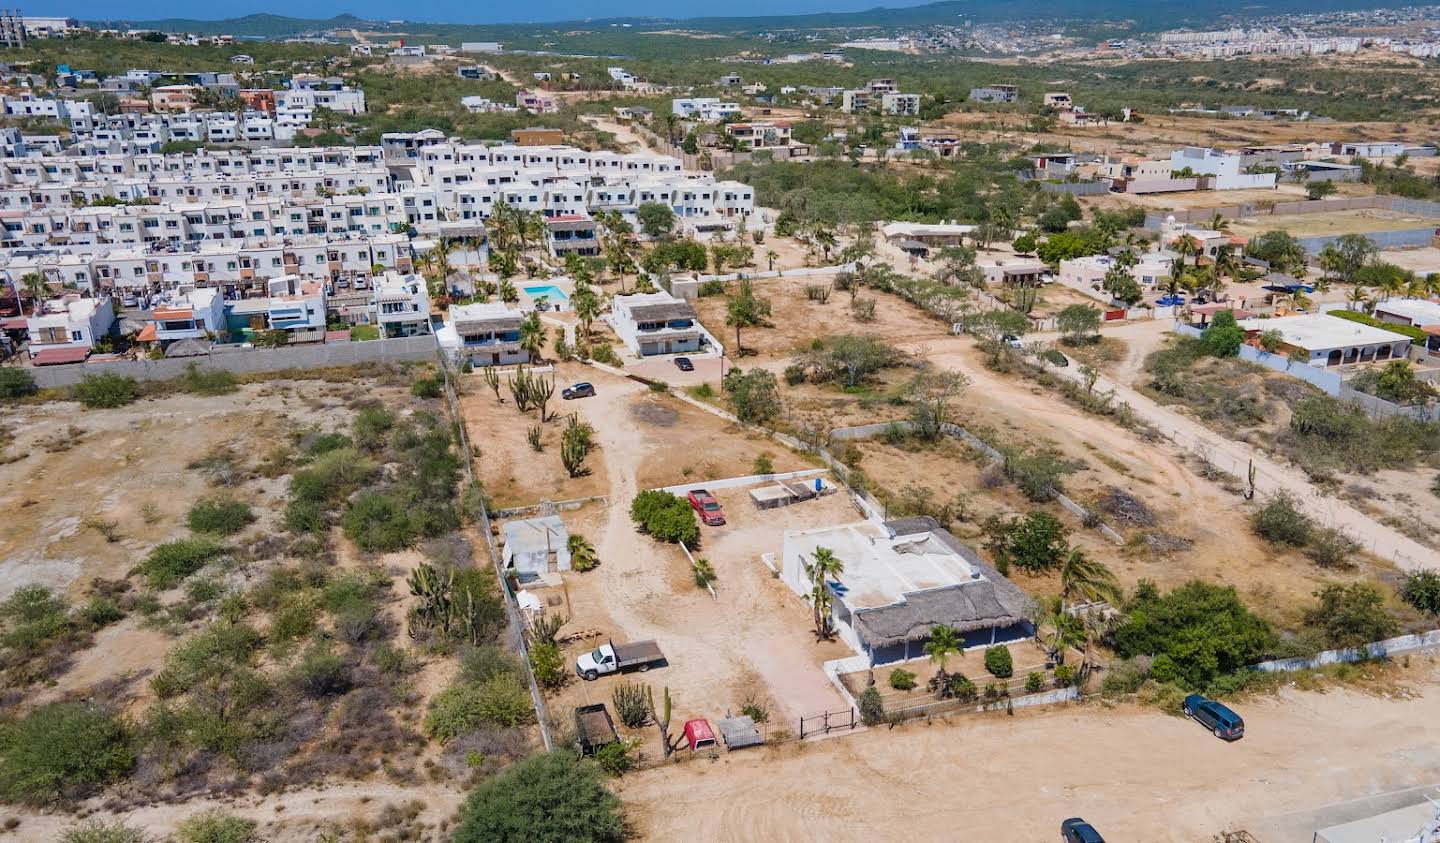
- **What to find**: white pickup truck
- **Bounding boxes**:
[575,639,666,681]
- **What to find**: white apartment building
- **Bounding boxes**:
[25,294,114,360]
[608,290,705,356]
[671,98,742,122]
[371,272,432,337]
[440,301,528,367]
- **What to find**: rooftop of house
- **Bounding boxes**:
[881,221,976,239]
[502,515,567,555]
[614,291,696,323]
[452,301,523,328]
[1373,297,1440,327]
[788,516,1034,648]
[1238,312,1414,349]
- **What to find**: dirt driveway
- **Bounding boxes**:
[545,369,853,734]
[618,659,1440,842]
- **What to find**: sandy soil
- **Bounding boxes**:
[1227,208,1440,238]
[527,371,856,760]
[618,658,1440,843]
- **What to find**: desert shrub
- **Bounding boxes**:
[1399,570,1440,615]
[947,673,978,702]
[352,405,395,451]
[304,432,352,455]
[0,368,37,400]
[177,364,238,396]
[698,280,727,297]
[0,702,133,804]
[0,585,72,659]
[185,496,255,536]
[426,676,536,744]
[1304,527,1359,568]
[529,641,566,689]
[411,376,443,399]
[1025,671,1045,693]
[342,490,450,553]
[288,447,376,504]
[983,646,1014,678]
[1201,310,1244,357]
[612,682,651,728]
[149,621,264,698]
[628,490,699,545]
[61,819,151,843]
[283,498,327,535]
[998,445,1076,501]
[888,668,917,691]
[857,686,885,726]
[1099,656,1152,697]
[1250,491,1313,547]
[77,595,125,628]
[1109,581,1274,689]
[453,751,623,843]
[174,810,257,843]
[74,373,139,409]
[1053,664,1077,686]
[722,367,782,423]
[738,692,770,724]
[459,645,522,686]
[290,642,352,699]
[183,577,224,605]
[593,740,635,777]
[1304,583,1396,650]
[137,538,224,589]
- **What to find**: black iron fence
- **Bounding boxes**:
[799,707,856,739]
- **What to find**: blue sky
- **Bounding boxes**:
[48,0,932,23]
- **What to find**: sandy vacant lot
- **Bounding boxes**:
[1227,207,1440,238]
[618,658,1440,842]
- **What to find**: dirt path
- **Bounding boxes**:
[580,115,659,153]
[12,781,465,842]
[1043,347,1437,571]
[617,660,1440,842]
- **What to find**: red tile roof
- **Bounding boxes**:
[31,346,89,365]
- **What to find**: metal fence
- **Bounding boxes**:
[799,707,856,738]
[437,355,553,751]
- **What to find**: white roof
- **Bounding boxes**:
[1237,313,1413,351]
[451,301,521,320]
[1374,298,1440,327]
[786,521,979,611]
[882,221,976,239]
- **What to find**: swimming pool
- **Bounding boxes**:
[522,284,569,304]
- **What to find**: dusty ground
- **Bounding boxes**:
[1227,207,1440,239]
[505,372,856,759]
[617,657,1440,843]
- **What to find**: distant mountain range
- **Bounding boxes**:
[86,0,1433,38]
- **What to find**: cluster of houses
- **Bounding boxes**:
[1,67,367,148]
[0,132,755,367]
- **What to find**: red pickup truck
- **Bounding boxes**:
[687,489,726,526]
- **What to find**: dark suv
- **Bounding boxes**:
[1183,694,1244,740]
[1061,818,1104,843]
[562,382,595,400]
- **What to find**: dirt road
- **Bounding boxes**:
[618,660,1440,842]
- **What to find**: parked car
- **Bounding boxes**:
[1183,694,1244,740]
[575,639,666,681]
[1061,818,1105,843]
[1002,334,1024,349]
[562,382,595,400]
[687,489,726,526]
[674,356,694,372]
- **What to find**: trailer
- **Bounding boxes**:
[575,704,619,756]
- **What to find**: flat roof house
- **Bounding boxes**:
[1373,298,1440,357]
[1238,312,1412,367]
[781,516,1035,665]
[371,272,432,338]
[545,215,599,257]
[501,515,571,580]
[26,294,114,363]
[609,290,703,357]
[441,301,527,367]
[969,84,1018,104]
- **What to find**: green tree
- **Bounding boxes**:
[1056,304,1100,346]
[966,308,1030,364]
[1306,180,1338,200]
[453,752,623,842]
[1059,547,1120,607]
[721,368,782,423]
[724,279,772,353]
[1304,583,1396,649]
[1201,310,1244,357]
[519,311,546,363]
[1399,570,1440,615]
[1246,230,1308,276]
[1318,233,1377,284]
[635,202,676,239]
[1110,581,1274,688]
[805,547,845,639]
[1102,264,1143,307]
[990,512,1069,573]
[923,624,962,699]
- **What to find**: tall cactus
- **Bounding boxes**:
[533,374,555,422]
[649,685,677,758]
[483,365,502,402]
[406,562,455,638]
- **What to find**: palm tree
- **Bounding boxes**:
[725,279,771,354]
[518,311,545,362]
[813,225,838,262]
[765,249,778,272]
[567,534,599,571]
[499,279,519,304]
[571,277,602,339]
[1059,548,1120,608]
[20,272,47,315]
[804,547,845,640]
[1173,233,1202,267]
[1207,212,1231,234]
[1346,283,1371,312]
[923,624,962,699]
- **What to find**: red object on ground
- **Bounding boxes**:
[31,346,89,365]
[683,719,716,751]
[687,489,726,526]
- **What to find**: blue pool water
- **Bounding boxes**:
[522,284,569,303]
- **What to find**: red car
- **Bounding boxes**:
[687,489,726,526]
